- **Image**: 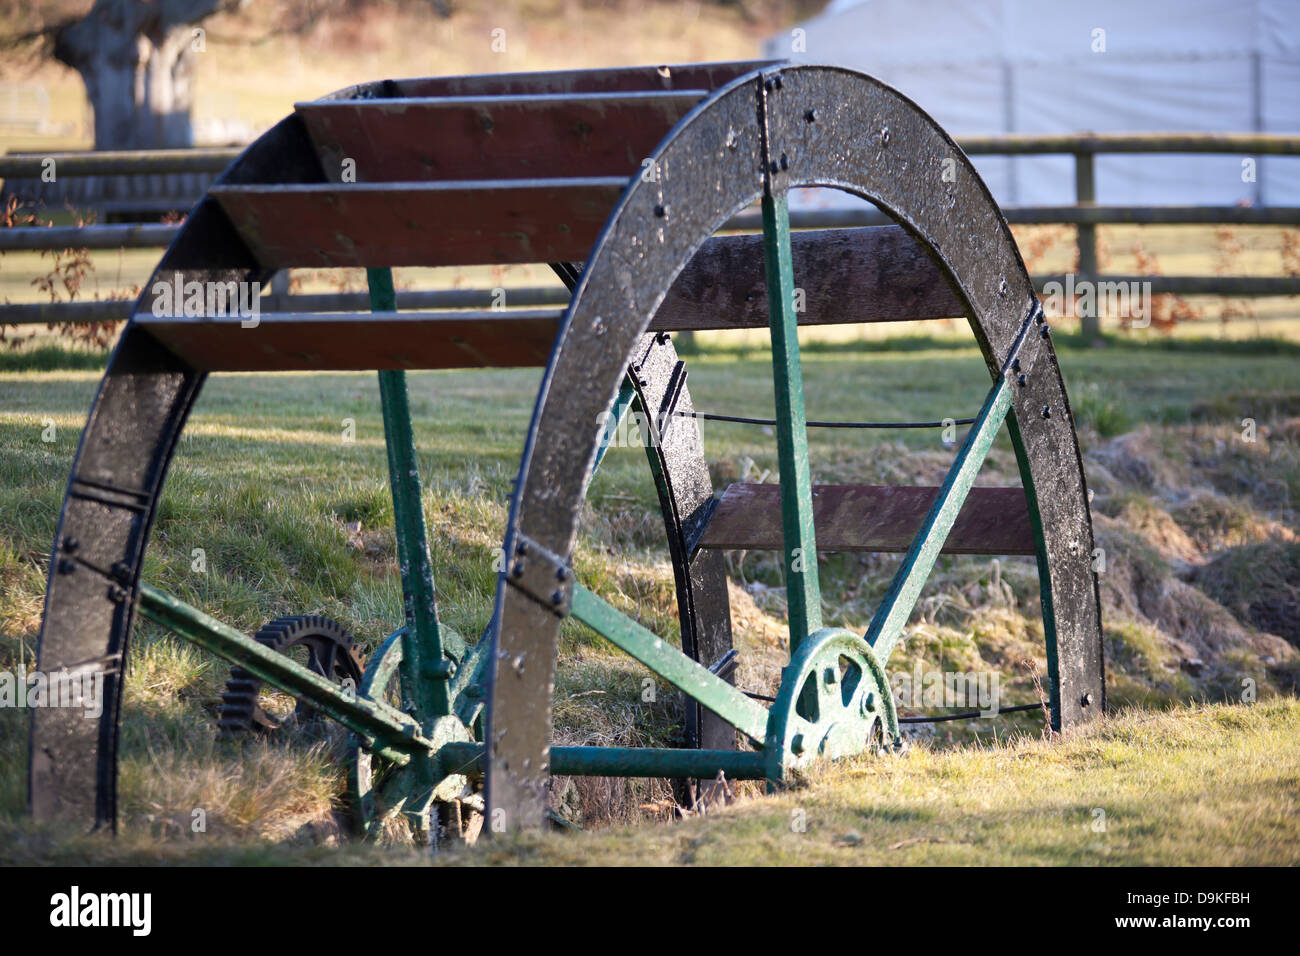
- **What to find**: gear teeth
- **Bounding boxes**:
[216,614,365,736]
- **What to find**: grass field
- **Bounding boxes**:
[4,698,1297,866]
[1,329,1298,864]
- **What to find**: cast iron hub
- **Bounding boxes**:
[764,628,899,781]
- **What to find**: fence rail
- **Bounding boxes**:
[956,132,1300,155]
[0,222,180,250]
[4,133,1299,332]
[0,148,238,178]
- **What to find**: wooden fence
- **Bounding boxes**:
[3,133,1299,337]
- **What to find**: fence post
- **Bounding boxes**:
[1074,151,1100,341]
[269,270,290,311]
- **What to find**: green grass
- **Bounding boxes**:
[474,698,1300,867]
[3,698,1296,865]
[0,343,114,372]
[0,334,1297,860]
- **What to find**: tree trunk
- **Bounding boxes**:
[52,0,235,150]
[83,31,194,149]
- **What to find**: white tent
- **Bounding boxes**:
[765,0,1300,206]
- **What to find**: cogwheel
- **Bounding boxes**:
[218,615,364,735]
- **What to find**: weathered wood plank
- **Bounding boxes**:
[652,225,964,330]
[696,483,1035,555]
[387,61,775,98]
[137,309,565,371]
[298,92,704,182]
[209,179,625,268]
[142,224,968,370]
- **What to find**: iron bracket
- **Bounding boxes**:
[999,298,1044,378]
[505,532,573,616]
[757,68,787,197]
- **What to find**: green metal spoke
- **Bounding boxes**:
[815,666,842,720]
[761,191,822,649]
[368,268,449,732]
[569,584,769,742]
[437,741,767,779]
[865,376,1013,664]
[590,375,638,476]
[137,584,428,764]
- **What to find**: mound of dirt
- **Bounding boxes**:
[1195,542,1300,649]
[1082,418,1300,703]
[1111,500,1204,567]
[1087,427,1188,495]
[1170,491,1298,554]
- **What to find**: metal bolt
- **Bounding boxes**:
[511,561,525,578]
[550,590,564,606]
[1035,311,1045,325]
[779,153,789,171]
[768,160,780,174]
[653,203,667,218]
[111,561,131,584]
[1082,692,1094,707]
[804,109,816,123]
[1040,324,1051,339]
[57,558,76,575]
[1017,373,1027,387]
[773,75,783,90]
[515,541,528,556]
[822,666,836,686]
[425,658,456,680]
[1012,359,1021,371]
[862,692,877,715]
[107,584,125,603]
[1041,405,1052,419]
[555,566,569,582]
[879,126,890,146]
[62,536,79,553]
[790,733,805,756]
[999,279,1009,296]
